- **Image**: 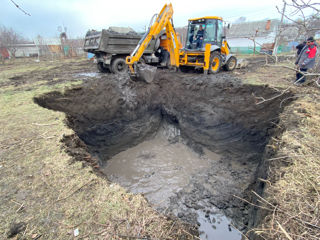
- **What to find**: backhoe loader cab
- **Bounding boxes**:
[186,17,223,50]
[180,16,237,74]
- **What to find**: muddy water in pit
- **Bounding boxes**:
[101,123,241,240]
[102,124,216,207]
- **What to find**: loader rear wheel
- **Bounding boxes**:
[209,52,222,74]
[111,58,127,74]
[223,56,237,71]
[97,62,110,73]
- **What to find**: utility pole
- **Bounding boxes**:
[273,2,286,63]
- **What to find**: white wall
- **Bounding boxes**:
[14,46,39,57]
[228,36,275,48]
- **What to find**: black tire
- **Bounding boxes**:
[209,51,222,74]
[111,58,127,74]
[223,56,237,71]
[97,62,110,73]
[179,66,192,73]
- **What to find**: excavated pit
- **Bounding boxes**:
[34,71,292,239]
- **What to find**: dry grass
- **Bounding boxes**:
[0,58,195,239]
[240,62,320,239]
[253,95,320,240]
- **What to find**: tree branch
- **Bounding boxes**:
[268,64,320,87]
[255,86,292,105]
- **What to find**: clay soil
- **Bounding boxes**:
[1,57,319,239]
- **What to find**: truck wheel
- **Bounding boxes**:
[223,56,237,71]
[209,51,222,74]
[111,58,127,74]
[97,62,110,73]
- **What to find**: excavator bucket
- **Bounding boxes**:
[134,63,157,83]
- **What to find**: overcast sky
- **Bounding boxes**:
[1,0,318,39]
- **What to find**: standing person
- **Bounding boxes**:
[296,41,306,55]
[295,37,318,84]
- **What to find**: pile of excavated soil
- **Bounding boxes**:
[34,70,293,234]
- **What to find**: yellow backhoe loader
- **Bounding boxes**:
[125,3,237,82]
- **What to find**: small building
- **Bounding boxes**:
[227,19,280,54]
[34,38,62,56]
[13,43,39,57]
[34,37,84,57]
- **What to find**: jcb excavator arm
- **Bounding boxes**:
[125,3,180,82]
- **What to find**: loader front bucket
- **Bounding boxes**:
[133,63,157,83]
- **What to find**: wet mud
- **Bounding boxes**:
[34,70,292,237]
[0,60,97,89]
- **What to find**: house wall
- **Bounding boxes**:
[228,37,273,54]
[228,36,292,54]
[15,46,39,57]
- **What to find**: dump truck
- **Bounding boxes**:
[83,27,160,73]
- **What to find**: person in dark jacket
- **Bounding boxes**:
[155,46,169,67]
[296,41,306,55]
[295,37,318,84]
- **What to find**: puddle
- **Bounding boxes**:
[75,72,101,78]
[198,211,242,240]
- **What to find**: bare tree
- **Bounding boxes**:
[0,26,26,58]
[277,0,320,36]
[273,2,286,62]
[272,0,320,85]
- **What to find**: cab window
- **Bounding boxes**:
[204,20,216,42]
[217,20,223,43]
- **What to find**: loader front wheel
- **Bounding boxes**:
[209,52,222,74]
[223,56,237,71]
[111,58,127,74]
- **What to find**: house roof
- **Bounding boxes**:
[279,24,300,41]
[228,19,280,38]
[34,38,61,46]
[10,43,37,48]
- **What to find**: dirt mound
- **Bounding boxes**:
[34,71,293,234]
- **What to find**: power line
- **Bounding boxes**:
[9,0,31,16]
